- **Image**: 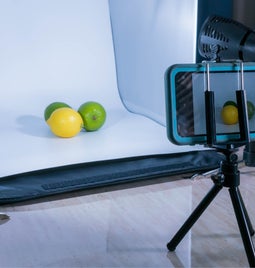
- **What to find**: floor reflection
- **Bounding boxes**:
[0,167,254,267]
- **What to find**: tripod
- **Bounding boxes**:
[167,147,255,267]
[167,62,255,267]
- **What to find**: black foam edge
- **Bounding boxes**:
[0,150,223,204]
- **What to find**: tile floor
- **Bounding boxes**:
[0,164,255,267]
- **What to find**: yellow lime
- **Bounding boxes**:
[47,107,83,138]
[44,102,71,121]
[221,105,239,125]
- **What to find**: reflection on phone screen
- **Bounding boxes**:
[176,71,255,138]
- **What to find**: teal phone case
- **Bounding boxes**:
[165,62,255,145]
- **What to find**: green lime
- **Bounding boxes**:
[223,100,237,108]
[78,101,106,131]
[247,101,255,119]
[44,102,71,121]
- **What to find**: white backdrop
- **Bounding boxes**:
[0,0,202,177]
[110,0,198,125]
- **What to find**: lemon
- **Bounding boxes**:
[47,107,83,138]
[44,102,71,122]
[222,100,255,120]
[221,105,239,125]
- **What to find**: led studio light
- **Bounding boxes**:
[198,15,255,61]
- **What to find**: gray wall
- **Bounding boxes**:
[233,0,255,28]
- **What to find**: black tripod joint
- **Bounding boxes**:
[211,150,240,188]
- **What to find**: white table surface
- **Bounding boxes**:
[0,0,201,178]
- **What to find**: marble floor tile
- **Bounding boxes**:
[0,164,254,267]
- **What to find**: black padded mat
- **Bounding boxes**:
[0,150,223,204]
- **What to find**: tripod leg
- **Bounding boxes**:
[237,188,255,236]
[167,183,222,251]
[229,187,255,267]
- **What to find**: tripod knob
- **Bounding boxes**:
[211,173,224,185]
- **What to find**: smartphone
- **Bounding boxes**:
[165,62,255,145]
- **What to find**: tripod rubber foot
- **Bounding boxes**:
[167,242,176,251]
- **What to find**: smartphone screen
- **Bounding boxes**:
[165,63,255,145]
